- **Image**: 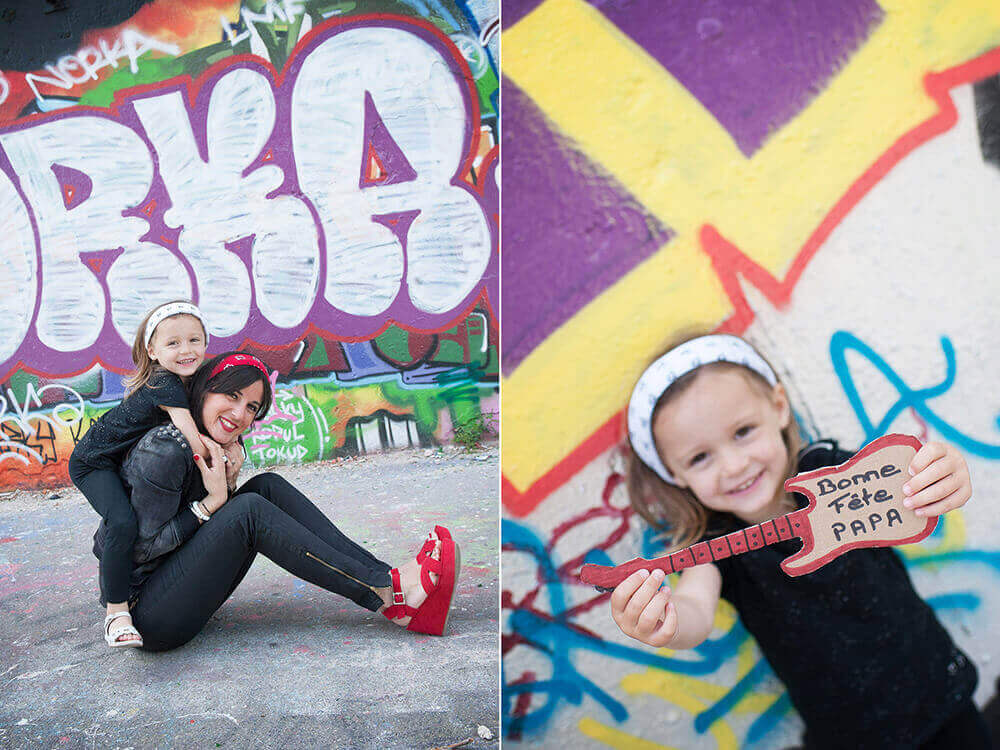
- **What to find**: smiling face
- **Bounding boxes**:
[652,366,793,525]
[146,314,206,380]
[200,380,265,446]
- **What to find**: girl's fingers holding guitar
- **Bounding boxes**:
[623,569,666,625]
[636,586,671,637]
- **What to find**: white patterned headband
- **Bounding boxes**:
[144,302,208,349]
[627,335,777,484]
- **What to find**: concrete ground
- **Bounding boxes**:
[0,447,499,749]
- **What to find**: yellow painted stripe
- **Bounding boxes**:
[502,232,728,486]
[578,717,691,750]
[503,0,1000,492]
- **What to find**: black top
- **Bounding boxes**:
[92,423,205,605]
[71,370,189,471]
[707,440,976,749]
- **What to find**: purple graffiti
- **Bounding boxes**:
[589,0,884,156]
[0,16,497,378]
[501,80,672,373]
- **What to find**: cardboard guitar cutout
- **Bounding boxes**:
[580,434,937,590]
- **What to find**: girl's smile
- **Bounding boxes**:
[727,469,764,496]
[147,314,207,379]
[652,367,793,525]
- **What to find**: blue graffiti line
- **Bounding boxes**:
[693,658,772,733]
[910,548,1000,572]
[505,512,1000,743]
[454,0,499,75]
[503,519,783,740]
[643,520,793,743]
[747,693,793,745]
[829,331,1000,459]
[925,592,981,611]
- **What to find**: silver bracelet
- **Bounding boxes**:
[190,501,210,522]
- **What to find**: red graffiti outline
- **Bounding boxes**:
[503,45,1000,516]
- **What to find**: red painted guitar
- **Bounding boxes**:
[580,434,937,590]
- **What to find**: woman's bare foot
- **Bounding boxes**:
[380,535,442,627]
[105,603,141,645]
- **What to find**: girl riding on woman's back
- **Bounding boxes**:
[69,301,212,650]
[609,333,989,749]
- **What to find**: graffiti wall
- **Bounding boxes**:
[502,1,1000,747]
[0,0,499,489]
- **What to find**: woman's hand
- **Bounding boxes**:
[192,438,230,514]
[222,441,244,490]
[610,569,678,648]
[904,441,972,516]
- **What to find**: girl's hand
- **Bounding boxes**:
[610,568,678,648]
[192,439,229,513]
[222,441,244,490]
[192,435,211,461]
[904,441,972,517]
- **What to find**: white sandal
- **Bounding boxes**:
[104,611,143,649]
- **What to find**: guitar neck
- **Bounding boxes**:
[581,508,809,590]
[664,508,807,574]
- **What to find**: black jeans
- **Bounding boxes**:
[131,473,392,651]
[68,456,136,605]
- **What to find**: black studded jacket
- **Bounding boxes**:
[92,423,206,605]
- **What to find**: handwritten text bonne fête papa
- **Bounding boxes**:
[817,462,905,542]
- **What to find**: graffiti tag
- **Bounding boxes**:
[0,19,495,378]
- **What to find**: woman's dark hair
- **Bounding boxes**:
[188,351,273,433]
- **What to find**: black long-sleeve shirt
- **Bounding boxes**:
[706,440,976,748]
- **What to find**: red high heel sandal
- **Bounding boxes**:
[382,526,460,636]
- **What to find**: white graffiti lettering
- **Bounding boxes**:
[291,27,491,316]
[22,30,180,106]
[244,389,326,466]
[0,22,494,375]
[0,167,35,364]
[220,0,308,48]
[0,383,84,466]
[1,115,190,351]
[133,68,319,335]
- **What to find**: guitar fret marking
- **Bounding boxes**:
[674,549,694,569]
[729,530,748,554]
[709,537,729,559]
[774,516,792,540]
[692,542,711,562]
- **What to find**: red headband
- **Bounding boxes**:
[209,353,270,381]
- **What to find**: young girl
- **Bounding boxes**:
[69,301,212,649]
[609,333,989,749]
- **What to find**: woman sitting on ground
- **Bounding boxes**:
[92,351,459,651]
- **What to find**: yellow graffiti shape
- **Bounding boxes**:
[503,0,1000,494]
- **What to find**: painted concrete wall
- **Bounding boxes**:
[502,1,1000,747]
[0,0,499,490]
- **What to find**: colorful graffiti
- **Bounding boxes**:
[504,481,1000,747]
[502,1,1000,746]
[0,0,498,489]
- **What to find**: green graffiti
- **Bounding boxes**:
[244,388,329,466]
[77,54,186,109]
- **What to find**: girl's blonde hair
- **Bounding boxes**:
[624,331,802,550]
[123,300,206,396]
